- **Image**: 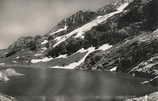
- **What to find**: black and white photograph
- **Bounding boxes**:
[0,0,157,101]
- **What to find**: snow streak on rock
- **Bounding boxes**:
[50,47,95,69]
[141,76,158,85]
[110,67,117,72]
[97,44,112,51]
[16,56,20,59]
[53,2,129,48]
[50,24,68,35]
[31,57,53,63]
[48,43,112,69]
[34,53,42,57]
[41,40,48,45]
[56,54,68,59]
[77,48,89,53]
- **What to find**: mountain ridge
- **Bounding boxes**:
[0,0,158,100]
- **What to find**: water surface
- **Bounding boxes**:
[0,67,156,101]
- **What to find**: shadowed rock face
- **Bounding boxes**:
[46,0,158,58]
[77,0,158,75]
[47,10,98,39]
[79,30,158,72]
[6,37,36,57]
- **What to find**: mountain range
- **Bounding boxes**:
[0,0,158,100]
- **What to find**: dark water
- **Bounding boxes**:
[0,67,157,101]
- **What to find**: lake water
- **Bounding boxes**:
[0,67,157,101]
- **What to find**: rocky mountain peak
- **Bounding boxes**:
[2,0,158,63]
[48,10,98,36]
[0,0,158,100]
[58,10,97,27]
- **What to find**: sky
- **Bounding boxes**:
[0,0,112,49]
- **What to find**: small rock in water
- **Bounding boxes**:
[0,63,5,66]
[5,68,24,77]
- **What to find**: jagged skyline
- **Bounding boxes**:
[0,0,112,49]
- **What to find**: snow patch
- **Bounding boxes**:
[97,16,103,19]
[77,48,88,53]
[98,44,112,51]
[110,67,117,72]
[141,76,158,85]
[41,40,48,45]
[141,80,150,85]
[53,2,129,48]
[31,57,53,63]
[50,24,68,35]
[16,56,20,59]
[56,54,67,59]
[74,31,85,39]
[0,63,5,66]
[12,61,17,63]
[50,47,95,69]
[34,53,42,57]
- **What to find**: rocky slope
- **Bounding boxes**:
[0,0,158,100]
[78,0,158,83]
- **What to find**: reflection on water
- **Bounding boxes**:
[16,95,137,101]
[0,67,157,101]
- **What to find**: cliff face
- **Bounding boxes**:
[79,30,158,75]
[78,0,158,84]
